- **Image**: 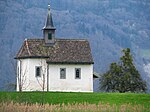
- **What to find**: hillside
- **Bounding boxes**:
[0,0,150,91]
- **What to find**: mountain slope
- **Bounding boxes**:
[0,0,150,91]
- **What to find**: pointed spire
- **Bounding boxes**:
[43,4,55,30]
[43,4,56,45]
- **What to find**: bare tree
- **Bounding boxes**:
[35,45,51,92]
[9,52,30,92]
[36,59,47,92]
[17,59,30,92]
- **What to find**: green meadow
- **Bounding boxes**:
[0,92,149,106]
[0,92,150,112]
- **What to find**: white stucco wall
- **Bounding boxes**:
[17,59,30,91]
[17,59,93,92]
[48,64,93,92]
[17,59,47,91]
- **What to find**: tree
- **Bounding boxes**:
[35,45,50,92]
[9,52,29,92]
[17,59,30,92]
[100,48,147,93]
[36,59,47,92]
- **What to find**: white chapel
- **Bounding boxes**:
[15,5,95,92]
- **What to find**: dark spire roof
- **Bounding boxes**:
[43,5,56,30]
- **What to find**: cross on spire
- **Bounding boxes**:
[43,4,55,30]
[48,4,50,10]
[42,4,56,45]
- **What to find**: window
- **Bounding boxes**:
[75,68,81,79]
[48,33,52,40]
[60,68,66,79]
[35,66,41,77]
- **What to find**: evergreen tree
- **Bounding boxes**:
[100,48,147,93]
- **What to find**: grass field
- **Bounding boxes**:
[0,92,150,112]
[0,92,149,106]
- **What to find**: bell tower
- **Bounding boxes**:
[43,5,56,45]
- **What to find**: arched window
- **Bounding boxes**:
[75,68,81,79]
[60,68,66,79]
[35,66,41,77]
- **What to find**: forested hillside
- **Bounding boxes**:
[0,0,150,91]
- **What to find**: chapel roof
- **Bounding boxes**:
[15,39,94,64]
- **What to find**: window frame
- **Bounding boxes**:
[75,68,81,79]
[35,66,42,77]
[48,33,52,40]
[60,68,66,79]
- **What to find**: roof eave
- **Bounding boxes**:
[42,27,56,30]
[14,56,49,59]
[46,61,94,64]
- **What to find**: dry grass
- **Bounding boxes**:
[0,101,149,112]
